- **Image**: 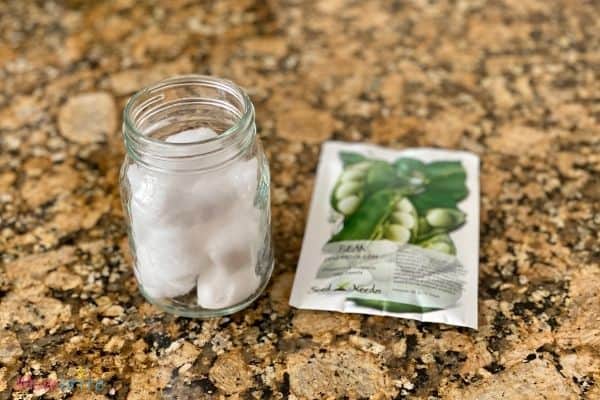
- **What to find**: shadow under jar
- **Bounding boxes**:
[120,75,273,318]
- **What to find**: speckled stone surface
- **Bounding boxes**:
[0,0,598,399]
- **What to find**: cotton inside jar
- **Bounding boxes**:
[120,76,273,318]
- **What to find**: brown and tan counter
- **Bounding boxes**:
[0,0,598,398]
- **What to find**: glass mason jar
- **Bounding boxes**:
[120,75,273,318]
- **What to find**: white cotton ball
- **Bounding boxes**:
[198,169,239,204]
[128,146,257,229]
[227,158,258,199]
[166,127,218,143]
[133,224,208,299]
[127,165,182,219]
[127,127,220,220]
[134,256,197,299]
[129,199,189,244]
[205,206,260,272]
[126,127,263,305]
[129,173,212,228]
[186,169,249,225]
[136,266,196,299]
[126,163,143,193]
[196,261,261,309]
[189,158,258,210]
[196,205,263,309]
[196,265,230,309]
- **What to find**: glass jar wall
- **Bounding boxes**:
[120,75,273,318]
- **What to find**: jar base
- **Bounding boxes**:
[136,261,274,318]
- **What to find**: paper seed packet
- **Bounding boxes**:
[290,141,480,329]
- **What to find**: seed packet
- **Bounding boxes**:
[290,141,480,328]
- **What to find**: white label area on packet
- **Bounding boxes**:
[315,242,464,310]
[289,141,480,329]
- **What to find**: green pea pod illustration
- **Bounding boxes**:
[330,161,372,216]
[413,209,465,243]
[331,161,397,216]
[382,197,419,244]
[425,208,466,230]
[417,233,457,255]
[348,298,440,313]
[364,161,397,194]
[330,189,401,242]
[416,216,432,237]
[330,189,421,244]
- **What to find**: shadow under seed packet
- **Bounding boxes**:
[290,141,480,329]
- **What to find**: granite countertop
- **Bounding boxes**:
[0,0,598,399]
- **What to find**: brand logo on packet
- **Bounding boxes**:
[310,283,383,294]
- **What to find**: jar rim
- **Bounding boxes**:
[122,74,254,147]
[121,75,256,173]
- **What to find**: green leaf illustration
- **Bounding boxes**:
[339,151,367,167]
[408,161,468,214]
[394,157,426,179]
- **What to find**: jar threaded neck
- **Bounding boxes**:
[122,75,255,173]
